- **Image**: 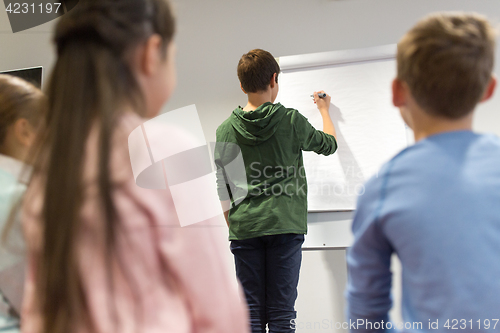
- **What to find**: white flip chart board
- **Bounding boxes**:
[276,45,410,212]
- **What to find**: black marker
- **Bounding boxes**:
[310,93,327,98]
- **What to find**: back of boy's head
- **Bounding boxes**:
[238,49,280,93]
[0,74,44,146]
[397,13,496,119]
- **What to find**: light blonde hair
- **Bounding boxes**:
[0,74,44,146]
[397,13,496,119]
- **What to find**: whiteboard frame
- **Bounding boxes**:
[277,44,397,72]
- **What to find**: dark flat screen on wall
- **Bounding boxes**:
[0,67,43,89]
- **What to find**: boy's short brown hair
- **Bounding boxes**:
[238,49,280,93]
[397,13,496,119]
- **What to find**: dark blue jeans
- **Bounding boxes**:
[230,233,304,333]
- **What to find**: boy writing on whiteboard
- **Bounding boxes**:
[215,49,337,333]
[346,13,500,332]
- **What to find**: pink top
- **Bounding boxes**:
[21,112,249,333]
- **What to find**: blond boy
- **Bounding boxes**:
[346,13,499,332]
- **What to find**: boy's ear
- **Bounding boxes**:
[269,73,277,89]
[240,83,247,94]
[480,75,497,102]
[392,78,407,108]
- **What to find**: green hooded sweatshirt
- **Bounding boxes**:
[215,102,337,240]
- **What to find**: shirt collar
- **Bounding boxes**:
[0,154,31,184]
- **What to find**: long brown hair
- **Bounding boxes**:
[29,1,175,332]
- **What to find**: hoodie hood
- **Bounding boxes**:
[230,102,286,146]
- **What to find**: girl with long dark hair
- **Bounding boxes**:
[19,1,249,332]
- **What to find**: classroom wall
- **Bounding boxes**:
[1,1,500,332]
[0,10,55,82]
[167,0,500,141]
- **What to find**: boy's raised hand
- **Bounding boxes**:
[313,91,331,114]
[312,91,336,138]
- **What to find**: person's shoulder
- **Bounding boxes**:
[372,131,489,182]
[473,132,500,150]
[359,163,389,201]
[216,109,240,139]
[275,104,306,127]
[116,110,145,135]
[387,142,426,164]
[110,112,184,226]
[386,133,450,166]
[401,131,500,164]
[216,115,233,133]
[465,133,500,168]
[277,103,300,117]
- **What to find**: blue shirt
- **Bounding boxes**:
[346,131,500,332]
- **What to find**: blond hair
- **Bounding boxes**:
[397,13,496,119]
[0,74,45,145]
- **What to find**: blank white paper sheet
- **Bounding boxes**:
[276,45,409,211]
